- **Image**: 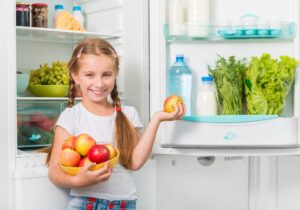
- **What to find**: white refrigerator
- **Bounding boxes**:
[1,0,300,209]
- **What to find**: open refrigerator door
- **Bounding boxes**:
[150,0,300,156]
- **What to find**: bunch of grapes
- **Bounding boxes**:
[29,61,69,85]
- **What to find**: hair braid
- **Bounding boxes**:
[111,82,120,107]
[111,81,138,169]
[68,79,76,107]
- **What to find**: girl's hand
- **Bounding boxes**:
[155,103,186,122]
[74,162,112,187]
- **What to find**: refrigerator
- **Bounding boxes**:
[1,0,300,209]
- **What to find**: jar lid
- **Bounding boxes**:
[32,3,48,7]
[16,2,30,6]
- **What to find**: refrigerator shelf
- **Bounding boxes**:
[164,22,296,41]
[17,97,82,101]
[16,96,124,101]
[182,115,278,123]
[16,26,121,43]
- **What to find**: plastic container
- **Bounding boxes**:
[196,76,218,115]
[31,3,48,28]
[168,54,192,115]
[17,73,29,95]
[187,0,210,37]
[16,2,30,27]
[72,6,84,28]
[168,0,186,36]
[53,4,64,29]
[17,102,61,149]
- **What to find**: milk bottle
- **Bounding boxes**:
[187,0,210,37]
[169,0,187,36]
[196,76,218,115]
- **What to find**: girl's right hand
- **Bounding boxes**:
[155,102,186,122]
[75,162,112,187]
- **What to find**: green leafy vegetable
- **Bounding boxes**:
[208,55,247,115]
[246,54,299,114]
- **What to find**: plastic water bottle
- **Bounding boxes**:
[168,54,192,115]
[72,6,84,28]
[196,76,218,115]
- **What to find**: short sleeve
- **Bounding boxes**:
[124,106,143,128]
[55,108,76,135]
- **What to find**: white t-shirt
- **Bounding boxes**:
[55,102,143,200]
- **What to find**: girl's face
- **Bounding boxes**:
[72,54,116,104]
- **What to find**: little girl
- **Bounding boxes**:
[47,38,185,210]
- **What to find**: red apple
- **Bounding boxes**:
[105,144,117,159]
[74,134,96,156]
[78,156,92,167]
[88,144,110,164]
[61,136,76,150]
[163,95,184,113]
[59,148,81,167]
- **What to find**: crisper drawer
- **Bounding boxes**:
[162,117,298,148]
[17,101,65,149]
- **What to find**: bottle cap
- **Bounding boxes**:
[55,4,64,10]
[73,6,82,11]
[176,54,184,59]
[201,76,213,82]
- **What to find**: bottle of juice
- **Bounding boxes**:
[168,54,192,115]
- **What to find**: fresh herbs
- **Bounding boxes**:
[208,55,247,115]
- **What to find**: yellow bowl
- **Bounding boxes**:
[28,85,69,97]
[60,149,120,176]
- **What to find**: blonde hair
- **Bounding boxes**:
[46,38,139,170]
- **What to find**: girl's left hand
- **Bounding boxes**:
[154,103,186,122]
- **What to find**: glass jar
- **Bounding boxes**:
[31,3,48,28]
[16,2,30,27]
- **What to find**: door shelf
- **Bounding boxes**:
[164,22,296,42]
[183,115,278,123]
[16,26,121,43]
[162,117,298,148]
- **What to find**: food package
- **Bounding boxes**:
[55,11,85,31]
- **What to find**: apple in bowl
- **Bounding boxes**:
[59,147,120,176]
[59,134,119,176]
[59,148,81,167]
[74,133,96,156]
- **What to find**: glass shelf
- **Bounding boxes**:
[182,115,279,123]
[164,21,296,42]
[16,26,121,43]
[17,96,125,101]
[17,97,81,101]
